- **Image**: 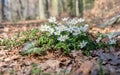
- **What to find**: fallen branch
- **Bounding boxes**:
[100,14,120,28]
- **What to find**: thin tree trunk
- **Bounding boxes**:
[0,0,2,21]
[79,0,84,17]
[44,0,49,18]
[27,0,30,18]
[18,0,24,20]
[76,0,80,17]
[1,0,5,21]
[10,0,17,22]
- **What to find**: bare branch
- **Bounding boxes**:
[100,14,120,29]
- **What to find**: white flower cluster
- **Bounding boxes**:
[66,24,89,34]
[40,17,88,42]
[79,40,88,48]
[106,33,117,44]
[96,33,117,45]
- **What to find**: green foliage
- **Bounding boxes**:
[21,17,116,56]
[0,28,40,49]
[99,59,105,75]
[10,69,16,75]
[30,63,42,75]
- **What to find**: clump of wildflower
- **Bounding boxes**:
[79,40,88,48]
[37,17,117,56]
[57,35,69,42]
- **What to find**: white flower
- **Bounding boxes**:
[40,24,50,32]
[0,38,3,42]
[56,25,67,32]
[66,19,78,25]
[54,31,61,35]
[96,37,102,43]
[66,25,74,33]
[62,17,69,21]
[72,26,79,31]
[109,39,116,44]
[72,27,81,36]
[79,40,88,48]
[48,27,54,34]
[57,23,62,25]
[72,32,80,36]
[57,35,69,42]
[106,33,117,39]
[80,24,89,32]
[40,24,54,34]
[48,16,56,23]
[78,18,85,23]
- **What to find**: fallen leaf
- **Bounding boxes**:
[4,55,20,62]
[45,59,60,69]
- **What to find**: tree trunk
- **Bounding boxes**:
[39,0,46,19]
[51,0,58,16]
[18,0,24,20]
[44,0,49,18]
[10,0,18,22]
[34,0,39,19]
[1,0,5,21]
[0,0,2,21]
[58,0,64,16]
[76,0,79,17]
[79,0,84,17]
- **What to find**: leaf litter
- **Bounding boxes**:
[0,22,120,75]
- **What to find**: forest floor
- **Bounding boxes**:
[0,20,120,75]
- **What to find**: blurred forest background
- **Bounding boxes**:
[0,0,120,24]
